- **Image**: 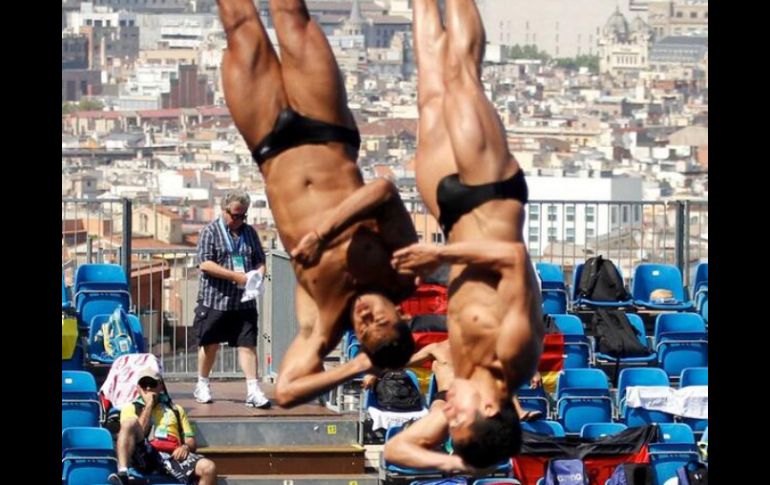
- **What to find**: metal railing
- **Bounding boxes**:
[127,249,296,379]
[63,197,707,378]
[62,198,130,285]
[403,197,707,285]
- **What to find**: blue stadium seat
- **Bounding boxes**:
[553,314,591,368]
[521,420,565,437]
[62,371,101,430]
[631,264,693,310]
[553,314,584,335]
[580,422,627,439]
[62,427,114,458]
[654,313,707,343]
[61,427,117,485]
[691,263,708,299]
[654,314,708,378]
[86,310,145,364]
[649,447,701,485]
[699,295,708,323]
[517,383,551,418]
[74,264,132,332]
[649,424,700,485]
[657,423,696,445]
[680,367,708,388]
[556,369,613,434]
[75,263,129,287]
[692,263,708,324]
[617,368,673,427]
[536,262,569,315]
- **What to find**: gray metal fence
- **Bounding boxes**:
[129,249,298,379]
[62,198,129,283]
[63,197,707,378]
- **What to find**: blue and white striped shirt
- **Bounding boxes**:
[196,217,266,311]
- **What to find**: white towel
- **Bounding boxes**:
[98,353,164,409]
[240,270,265,303]
[367,406,429,431]
[625,385,708,419]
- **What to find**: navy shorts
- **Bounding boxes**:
[193,305,257,348]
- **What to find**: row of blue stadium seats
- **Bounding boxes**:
[62,264,146,371]
[537,261,708,320]
[62,369,180,485]
[522,420,700,442]
[359,365,706,439]
[518,368,707,435]
[62,426,181,485]
[519,366,707,409]
[549,312,708,378]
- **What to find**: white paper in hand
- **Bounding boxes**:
[240,270,265,303]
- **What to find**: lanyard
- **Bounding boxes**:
[217,217,243,254]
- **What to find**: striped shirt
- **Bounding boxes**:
[196,217,266,311]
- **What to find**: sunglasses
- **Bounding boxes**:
[139,377,160,389]
[227,209,248,221]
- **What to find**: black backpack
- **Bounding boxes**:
[591,309,650,358]
[591,309,651,385]
[374,370,423,412]
[578,256,630,302]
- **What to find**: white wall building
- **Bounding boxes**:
[67,3,138,30]
[157,170,215,201]
[122,64,179,100]
[525,174,644,256]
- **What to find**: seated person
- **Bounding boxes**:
[108,368,217,485]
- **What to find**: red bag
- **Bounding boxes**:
[411,331,449,369]
[400,284,448,315]
[150,435,181,453]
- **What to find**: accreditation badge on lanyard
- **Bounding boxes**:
[232,254,246,273]
[218,217,246,273]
